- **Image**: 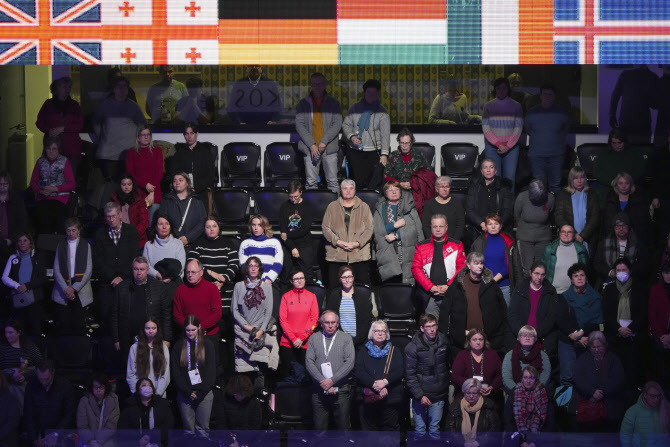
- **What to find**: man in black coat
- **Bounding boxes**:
[111,256,172,353]
[94,202,140,334]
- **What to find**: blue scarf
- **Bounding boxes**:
[562,284,604,327]
[571,191,587,235]
[365,340,391,358]
[356,100,379,132]
[251,234,267,242]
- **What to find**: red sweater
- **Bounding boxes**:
[279,288,319,349]
[173,279,222,335]
[451,348,503,393]
[648,281,670,338]
[35,97,84,161]
[126,146,164,204]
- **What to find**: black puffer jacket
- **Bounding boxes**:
[508,279,561,356]
[439,267,509,358]
[404,331,450,402]
[465,176,515,230]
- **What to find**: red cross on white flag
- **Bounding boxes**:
[167,0,217,25]
[101,0,152,25]
[167,39,218,64]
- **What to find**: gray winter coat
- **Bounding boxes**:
[76,393,119,446]
[295,95,343,156]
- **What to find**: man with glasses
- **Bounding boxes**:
[541,224,589,294]
[305,310,355,430]
[405,313,450,440]
[173,259,222,339]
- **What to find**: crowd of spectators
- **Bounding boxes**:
[1,70,670,445]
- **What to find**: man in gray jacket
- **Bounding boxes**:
[295,73,343,193]
[305,310,355,430]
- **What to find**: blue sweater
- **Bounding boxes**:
[525,104,570,157]
[484,234,509,287]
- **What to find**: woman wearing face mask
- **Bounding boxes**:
[239,215,283,285]
[112,173,149,248]
[602,258,649,392]
[170,315,216,437]
[118,378,173,445]
[2,232,46,337]
[279,181,315,282]
[127,318,170,398]
[76,372,119,447]
[158,172,206,247]
[620,381,670,447]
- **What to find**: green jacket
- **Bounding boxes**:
[620,394,664,447]
[541,239,589,284]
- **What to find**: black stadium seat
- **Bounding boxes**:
[221,142,262,188]
[301,190,337,229]
[253,188,289,227]
[356,189,381,212]
[412,142,436,167]
[212,188,251,232]
[441,142,479,191]
[264,142,304,187]
[576,143,607,181]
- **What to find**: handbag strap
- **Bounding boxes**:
[178,197,192,232]
[383,345,394,379]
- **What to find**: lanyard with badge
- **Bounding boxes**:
[187,338,202,385]
[320,331,337,379]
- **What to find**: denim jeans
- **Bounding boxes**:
[412,399,444,439]
[178,390,214,437]
[558,339,577,386]
[304,151,339,193]
[483,141,520,190]
[529,154,563,193]
[499,285,511,307]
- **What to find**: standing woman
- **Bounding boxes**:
[76,372,120,447]
[127,318,170,398]
[514,179,555,272]
[373,180,424,284]
[554,166,600,253]
[171,315,216,436]
[159,172,206,247]
[143,213,186,294]
[512,366,549,446]
[421,176,465,242]
[279,181,314,282]
[112,173,149,248]
[239,215,283,285]
[450,329,503,399]
[466,158,515,235]
[36,76,84,177]
[481,77,523,186]
[2,232,46,337]
[118,378,173,444]
[52,217,93,335]
[603,172,652,246]
[126,125,163,226]
[354,321,405,431]
[324,266,374,350]
[502,326,551,394]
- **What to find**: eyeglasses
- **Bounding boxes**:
[519,334,535,339]
[340,275,354,280]
[185,270,201,275]
[373,330,387,334]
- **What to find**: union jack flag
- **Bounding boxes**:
[553,0,670,64]
[0,0,218,64]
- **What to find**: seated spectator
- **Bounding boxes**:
[0,319,42,413]
[439,252,508,358]
[94,201,140,335]
[167,123,218,201]
[112,173,149,248]
[450,329,503,398]
[170,315,216,437]
[0,171,30,264]
[111,257,172,353]
[278,269,319,378]
[239,214,283,286]
[421,175,465,244]
[143,214,186,295]
[127,318,170,398]
[2,232,46,337]
[603,172,652,246]
[555,166,600,253]
[373,180,424,284]
[502,326,551,394]
[23,360,76,446]
[159,172,206,247]
[603,258,649,391]
[125,125,163,226]
[354,320,405,431]
[173,259,222,339]
[118,378,173,444]
[573,331,626,431]
[305,310,355,430]
[279,181,315,282]
[52,217,92,335]
[231,257,277,374]
[512,366,549,446]
[647,261,670,395]
[594,212,649,284]
[594,128,646,206]
[446,378,501,446]
[466,158,514,237]
[471,213,523,305]
[384,128,430,189]
[405,314,450,440]
[0,371,20,446]
[620,381,670,447]
[188,215,239,296]
[324,266,374,350]
[77,372,119,447]
[412,213,466,318]
[219,375,262,430]
[515,179,555,272]
[541,225,589,294]
[322,179,374,288]
[29,136,75,234]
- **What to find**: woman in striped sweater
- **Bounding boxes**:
[238,215,283,285]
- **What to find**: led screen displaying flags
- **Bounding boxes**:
[1,0,669,64]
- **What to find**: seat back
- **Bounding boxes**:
[274,383,313,427]
[412,142,436,167]
[301,190,338,228]
[264,142,304,187]
[634,143,656,179]
[576,143,608,179]
[377,284,416,319]
[304,282,327,310]
[253,188,289,226]
[212,188,250,231]
[47,335,93,371]
[221,142,261,188]
[356,190,381,212]
[441,143,479,191]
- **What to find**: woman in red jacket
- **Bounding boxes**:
[278,269,319,379]
[125,124,163,226]
[111,173,149,248]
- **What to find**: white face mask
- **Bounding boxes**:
[140,386,154,398]
[616,271,630,283]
